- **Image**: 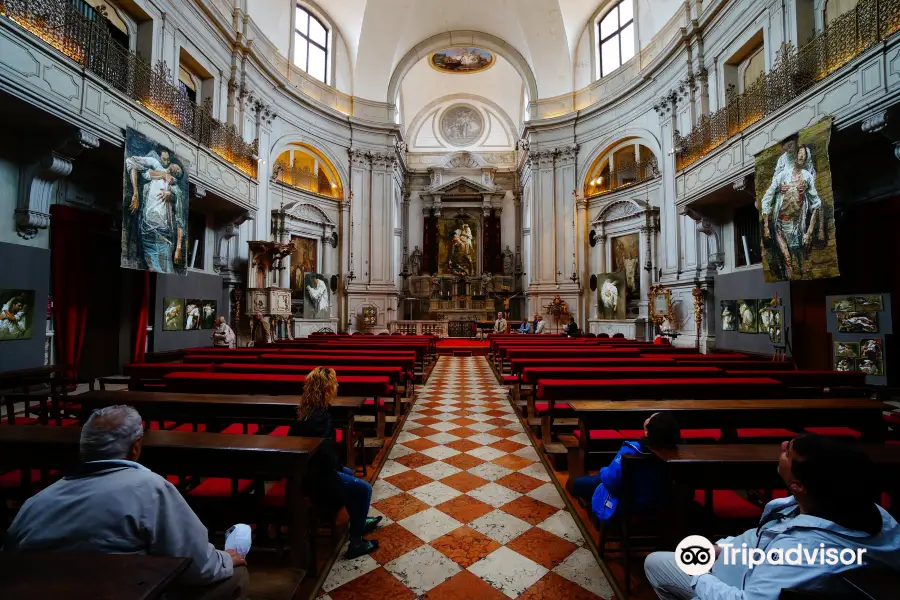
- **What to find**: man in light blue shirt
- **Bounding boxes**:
[644,434,900,600]
[517,318,533,334]
[3,405,250,600]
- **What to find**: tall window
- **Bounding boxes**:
[294,5,328,83]
[598,1,635,77]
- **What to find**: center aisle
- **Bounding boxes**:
[319,356,614,599]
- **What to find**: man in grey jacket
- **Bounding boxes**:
[3,405,249,600]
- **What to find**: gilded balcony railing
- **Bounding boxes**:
[675,0,900,170]
[0,0,258,177]
[583,157,660,198]
[273,159,342,198]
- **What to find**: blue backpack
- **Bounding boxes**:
[590,441,645,522]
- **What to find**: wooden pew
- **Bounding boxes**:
[561,398,889,485]
[122,363,216,390]
[75,390,366,471]
[0,425,322,570]
[0,553,191,600]
[162,372,391,398]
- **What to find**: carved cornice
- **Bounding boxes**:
[371,151,397,170]
[348,148,370,169]
[555,144,579,166]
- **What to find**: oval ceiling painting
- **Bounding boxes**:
[429,47,494,74]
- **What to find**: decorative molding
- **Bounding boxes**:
[370,151,396,170]
[861,110,900,161]
[444,151,484,169]
[348,148,370,169]
[591,198,656,225]
[191,183,208,199]
[555,144,579,166]
[682,207,724,270]
[280,201,335,226]
[16,129,99,239]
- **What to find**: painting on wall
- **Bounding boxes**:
[720,301,737,332]
[201,300,217,329]
[860,338,882,359]
[121,127,189,275]
[833,341,859,358]
[437,215,478,277]
[290,236,318,297]
[835,357,855,372]
[184,299,201,330]
[760,307,783,343]
[0,289,35,341]
[163,297,183,331]
[611,233,640,302]
[830,297,854,312]
[303,273,331,319]
[836,311,878,333]
[852,295,883,311]
[440,104,484,147]
[755,117,839,282]
[430,47,494,74]
[597,272,627,320]
[858,358,883,376]
[737,299,758,333]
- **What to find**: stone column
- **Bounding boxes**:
[640,225,653,304]
[525,150,556,287]
[347,149,370,293]
[596,225,607,273]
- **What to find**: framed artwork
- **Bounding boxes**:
[303,273,331,319]
[437,215,478,277]
[720,301,736,332]
[830,297,854,312]
[836,311,878,333]
[0,289,35,341]
[429,47,494,74]
[290,236,318,297]
[121,128,189,275]
[759,307,783,343]
[853,295,883,311]
[440,104,484,147]
[612,233,641,302]
[860,338,882,359]
[858,358,883,376]
[755,117,839,282]
[834,357,855,372]
[596,272,627,319]
[737,299,758,333]
[647,284,674,330]
[361,306,377,327]
[201,300,217,329]
[163,297,184,331]
[184,299,201,330]
[833,341,859,358]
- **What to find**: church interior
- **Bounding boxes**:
[1,0,900,598]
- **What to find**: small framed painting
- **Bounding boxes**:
[163,298,183,331]
[853,295,883,311]
[830,297,854,312]
[836,312,878,333]
[0,289,36,341]
[184,298,202,330]
[737,299,758,334]
[720,301,736,332]
[833,341,859,358]
[860,338,882,359]
[201,300,217,329]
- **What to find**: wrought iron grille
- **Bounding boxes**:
[675,0,900,170]
[0,0,258,177]
[272,158,341,198]
[583,157,660,198]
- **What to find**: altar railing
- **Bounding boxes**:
[389,321,448,337]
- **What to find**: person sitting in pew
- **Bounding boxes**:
[290,367,382,559]
[533,314,546,334]
[517,318,533,334]
[2,405,249,600]
[644,434,900,600]
[564,316,579,338]
[572,411,680,520]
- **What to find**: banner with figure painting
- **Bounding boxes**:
[755,117,839,282]
[121,128,189,275]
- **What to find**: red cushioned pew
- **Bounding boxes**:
[676,360,795,370]
[725,370,866,390]
[163,372,391,398]
[122,363,215,390]
[500,347,643,373]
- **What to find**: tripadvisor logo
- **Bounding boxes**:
[675,534,867,575]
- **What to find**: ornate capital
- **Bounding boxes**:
[370,151,396,170]
[349,148,370,169]
[555,144,579,166]
[191,184,208,199]
[861,112,888,133]
[527,150,556,169]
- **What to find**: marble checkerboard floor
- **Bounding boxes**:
[318,356,615,599]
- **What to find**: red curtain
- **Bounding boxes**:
[50,205,91,379]
[132,270,150,363]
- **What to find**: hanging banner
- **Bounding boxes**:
[755,116,839,282]
[121,127,189,274]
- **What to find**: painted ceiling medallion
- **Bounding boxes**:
[429,47,494,74]
[440,104,484,147]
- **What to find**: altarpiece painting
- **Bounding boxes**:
[438,215,478,277]
[755,117,839,282]
[290,236,318,297]
[121,128,189,275]
[611,233,640,301]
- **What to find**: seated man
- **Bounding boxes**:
[533,314,546,334]
[644,434,900,599]
[493,311,508,333]
[3,405,249,600]
[517,318,533,334]
[563,316,579,337]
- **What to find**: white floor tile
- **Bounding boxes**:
[397,507,463,543]
[553,547,615,598]
[538,510,585,545]
[384,544,462,596]
[408,480,463,506]
[469,509,532,544]
[467,482,522,507]
[526,482,567,509]
[321,546,379,592]
[467,546,548,598]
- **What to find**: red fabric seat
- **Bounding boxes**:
[172,423,207,433]
[883,413,900,425]
[263,479,287,508]
[618,429,645,439]
[694,490,763,520]
[1,417,40,425]
[47,419,80,427]
[533,402,575,414]
[221,423,259,435]
[681,428,722,440]
[363,398,387,408]
[502,375,518,384]
[149,421,179,431]
[188,478,254,497]
[269,426,290,436]
[803,426,861,439]
[573,429,623,440]
[0,469,42,489]
[736,428,797,439]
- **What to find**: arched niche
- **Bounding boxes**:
[269,133,349,196]
[582,136,660,198]
[271,142,343,199]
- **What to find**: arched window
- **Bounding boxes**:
[273,143,342,199]
[583,139,657,197]
[824,0,858,27]
[598,1,635,77]
[294,4,329,83]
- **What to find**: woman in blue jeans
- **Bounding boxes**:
[291,367,381,558]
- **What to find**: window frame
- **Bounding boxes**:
[294,4,330,84]
[597,0,635,78]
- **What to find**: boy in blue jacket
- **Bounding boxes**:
[645,434,900,599]
[572,411,680,521]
